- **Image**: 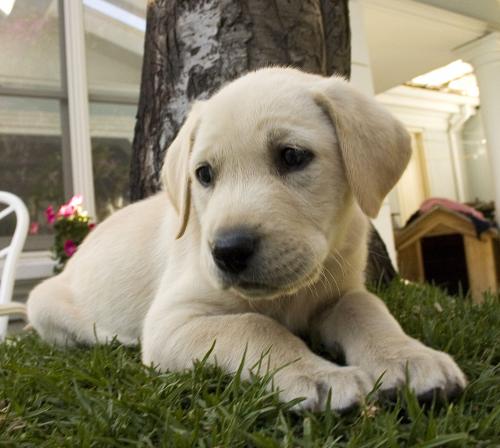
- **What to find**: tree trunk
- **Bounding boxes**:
[130,0,396,285]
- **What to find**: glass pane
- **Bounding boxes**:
[0,0,61,88]
[90,102,136,220]
[462,113,494,203]
[0,96,64,239]
[83,0,146,92]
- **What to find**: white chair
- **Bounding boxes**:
[0,192,29,340]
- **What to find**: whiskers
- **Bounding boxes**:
[332,248,351,277]
[320,265,341,298]
[271,242,344,301]
[229,242,349,302]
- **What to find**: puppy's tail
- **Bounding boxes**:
[0,302,30,338]
[0,302,28,318]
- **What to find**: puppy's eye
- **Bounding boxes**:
[195,163,214,187]
[279,147,314,172]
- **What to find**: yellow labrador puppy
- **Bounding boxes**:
[25,68,466,412]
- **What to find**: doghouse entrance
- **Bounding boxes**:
[421,234,469,296]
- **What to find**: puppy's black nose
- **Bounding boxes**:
[212,229,259,274]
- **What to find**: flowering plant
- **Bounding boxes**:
[45,195,95,273]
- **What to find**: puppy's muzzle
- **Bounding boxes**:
[211,228,259,275]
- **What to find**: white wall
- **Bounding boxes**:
[378,86,479,227]
[422,129,457,200]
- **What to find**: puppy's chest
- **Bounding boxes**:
[252,290,337,337]
[250,258,349,335]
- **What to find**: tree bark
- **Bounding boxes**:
[130,0,396,285]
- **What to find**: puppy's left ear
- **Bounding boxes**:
[313,77,411,218]
[161,101,204,239]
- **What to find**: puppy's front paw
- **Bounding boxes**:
[277,359,374,412]
[371,341,467,403]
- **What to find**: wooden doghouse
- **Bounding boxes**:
[395,206,498,303]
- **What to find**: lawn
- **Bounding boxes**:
[1,282,499,447]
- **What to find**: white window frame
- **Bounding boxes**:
[60,0,96,219]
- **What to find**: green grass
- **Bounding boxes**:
[1,282,499,447]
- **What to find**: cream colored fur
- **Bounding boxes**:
[9,68,466,411]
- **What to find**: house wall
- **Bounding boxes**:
[423,129,458,201]
[382,105,459,226]
[378,86,479,227]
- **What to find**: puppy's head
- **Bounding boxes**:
[163,68,411,299]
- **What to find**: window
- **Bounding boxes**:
[84,0,145,219]
[0,0,61,88]
[461,113,494,203]
[90,102,136,219]
[83,0,145,93]
[0,97,64,247]
[0,0,146,260]
[0,1,65,250]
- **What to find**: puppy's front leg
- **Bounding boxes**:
[315,290,466,401]
[142,303,372,412]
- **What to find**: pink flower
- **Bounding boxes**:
[29,222,40,235]
[63,239,78,257]
[68,195,83,208]
[57,204,75,218]
[45,205,56,224]
[57,195,83,218]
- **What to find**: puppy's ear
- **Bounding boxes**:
[313,77,411,218]
[162,101,203,239]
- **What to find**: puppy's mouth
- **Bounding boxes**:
[227,265,323,300]
[232,280,279,298]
